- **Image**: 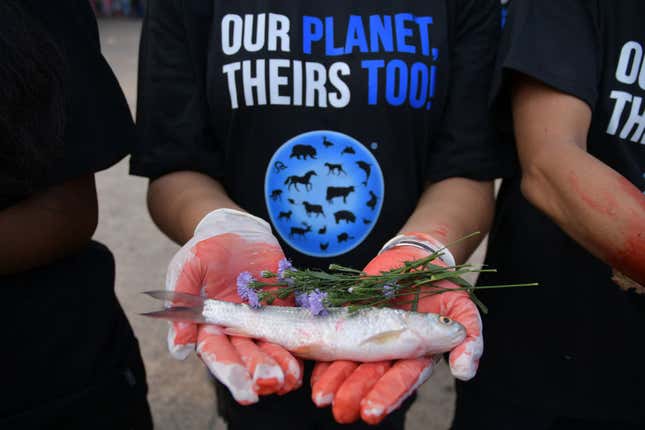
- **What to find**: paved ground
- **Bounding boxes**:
[94,18,487,430]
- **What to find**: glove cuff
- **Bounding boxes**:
[379,232,456,267]
[194,208,274,241]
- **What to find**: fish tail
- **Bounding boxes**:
[141,290,207,324]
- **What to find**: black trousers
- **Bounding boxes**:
[215,361,415,430]
[0,242,153,430]
[452,385,644,430]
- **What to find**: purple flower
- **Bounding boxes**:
[236,271,255,301]
[277,258,296,284]
[247,289,261,309]
[306,289,328,316]
[295,292,309,308]
[383,284,395,298]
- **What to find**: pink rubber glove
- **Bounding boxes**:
[311,232,483,424]
[165,209,303,404]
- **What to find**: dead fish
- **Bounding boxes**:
[143,291,466,362]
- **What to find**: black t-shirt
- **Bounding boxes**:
[132,0,513,269]
[464,0,645,424]
[1,0,141,421]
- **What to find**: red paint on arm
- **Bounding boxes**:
[568,173,645,284]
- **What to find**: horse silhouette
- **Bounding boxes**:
[324,162,346,176]
[285,170,317,192]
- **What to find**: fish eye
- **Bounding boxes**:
[439,316,453,325]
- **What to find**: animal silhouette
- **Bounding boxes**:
[302,201,325,217]
[273,161,287,174]
[289,222,312,238]
[363,218,372,224]
[366,190,378,211]
[320,242,329,251]
[322,136,334,148]
[326,186,355,204]
[270,189,282,201]
[324,162,346,176]
[288,198,296,205]
[341,146,356,155]
[284,170,317,192]
[334,210,356,224]
[337,232,355,243]
[356,161,371,186]
[318,225,327,234]
[290,144,317,160]
[278,210,292,221]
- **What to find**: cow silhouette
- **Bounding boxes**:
[285,170,317,191]
[318,225,327,234]
[278,210,292,221]
[366,190,378,211]
[341,146,356,155]
[320,242,329,251]
[326,186,355,204]
[290,222,312,238]
[334,210,356,224]
[290,144,317,160]
[337,232,355,243]
[302,201,325,217]
[324,162,346,176]
[270,189,282,201]
[322,136,334,148]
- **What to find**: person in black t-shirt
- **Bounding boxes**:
[0,1,151,428]
[452,1,645,429]
[132,0,513,428]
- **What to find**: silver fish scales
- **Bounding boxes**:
[143,291,466,362]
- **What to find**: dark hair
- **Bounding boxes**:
[0,0,65,207]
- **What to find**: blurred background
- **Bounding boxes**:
[94,15,484,430]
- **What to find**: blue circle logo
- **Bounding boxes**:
[265,131,385,257]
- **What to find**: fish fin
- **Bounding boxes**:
[223,327,255,338]
[292,343,327,359]
[143,290,205,307]
[140,306,207,324]
[360,329,406,345]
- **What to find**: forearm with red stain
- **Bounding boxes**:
[521,143,645,285]
[400,178,496,264]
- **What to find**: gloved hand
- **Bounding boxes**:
[311,232,483,424]
[165,208,303,404]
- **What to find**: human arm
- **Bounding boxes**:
[401,178,495,264]
[512,75,645,285]
[0,175,97,275]
[147,171,242,244]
